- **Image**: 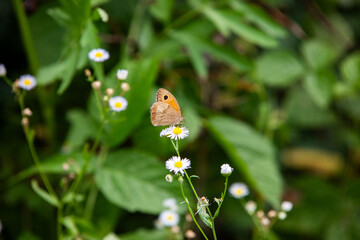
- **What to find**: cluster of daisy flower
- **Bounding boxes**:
[87,48,130,113]
[228,181,293,228]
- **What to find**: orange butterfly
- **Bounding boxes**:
[150,88,184,126]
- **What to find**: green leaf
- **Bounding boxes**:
[119,229,168,240]
[301,39,339,71]
[36,62,66,85]
[229,1,287,38]
[304,70,336,108]
[100,58,158,146]
[285,87,336,128]
[340,51,360,86]
[170,30,252,72]
[149,0,174,23]
[65,109,98,150]
[206,116,282,207]
[95,150,179,213]
[57,48,80,94]
[203,9,278,48]
[31,179,58,206]
[255,50,304,87]
[187,44,208,78]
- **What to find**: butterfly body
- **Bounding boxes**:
[150,88,184,126]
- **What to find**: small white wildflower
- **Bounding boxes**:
[229,182,249,199]
[158,210,179,227]
[220,163,233,177]
[165,174,173,183]
[116,69,128,80]
[165,156,191,176]
[245,200,257,214]
[162,126,189,140]
[88,48,109,62]
[278,211,287,220]
[163,198,178,211]
[281,201,293,212]
[0,64,6,76]
[109,96,128,112]
[19,74,37,90]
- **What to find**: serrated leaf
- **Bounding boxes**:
[340,51,360,86]
[31,179,58,206]
[95,150,179,213]
[206,116,282,207]
[255,50,304,87]
[301,39,339,71]
[304,70,336,108]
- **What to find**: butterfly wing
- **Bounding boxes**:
[156,88,182,116]
[150,102,183,126]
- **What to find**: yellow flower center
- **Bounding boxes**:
[174,161,183,168]
[167,216,173,220]
[24,79,31,85]
[95,52,103,58]
[115,102,122,108]
[236,189,243,195]
[173,127,182,135]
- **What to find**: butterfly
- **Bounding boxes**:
[150,88,184,126]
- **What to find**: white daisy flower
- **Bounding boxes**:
[109,96,128,112]
[281,201,293,212]
[229,182,249,199]
[162,126,189,140]
[88,48,109,62]
[19,74,37,90]
[245,200,257,214]
[165,156,191,176]
[220,163,233,177]
[278,211,287,220]
[158,210,179,227]
[163,198,178,211]
[116,69,128,80]
[0,64,6,76]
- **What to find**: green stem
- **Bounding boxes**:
[84,145,109,220]
[11,0,39,74]
[57,203,63,240]
[19,93,57,199]
[179,180,208,240]
[214,177,228,218]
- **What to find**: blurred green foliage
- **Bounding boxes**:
[1,0,360,239]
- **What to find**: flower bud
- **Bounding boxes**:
[92,81,101,89]
[103,95,109,102]
[267,210,277,218]
[278,211,287,220]
[21,117,29,127]
[245,201,257,215]
[256,210,264,218]
[171,226,180,233]
[165,174,173,183]
[84,69,92,77]
[220,163,233,177]
[23,108,33,117]
[185,229,196,239]
[185,213,192,222]
[178,176,183,182]
[121,82,130,92]
[261,217,270,226]
[62,163,70,171]
[106,88,114,96]
[0,64,6,77]
[281,201,293,212]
